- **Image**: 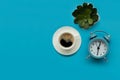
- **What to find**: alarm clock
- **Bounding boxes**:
[87,31,111,60]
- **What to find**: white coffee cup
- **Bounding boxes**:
[53,26,81,56]
[58,32,76,51]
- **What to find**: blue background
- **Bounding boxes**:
[0,0,119,80]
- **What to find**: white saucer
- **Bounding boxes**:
[52,26,82,56]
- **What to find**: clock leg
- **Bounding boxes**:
[103,57,108,62]
[86,54,91,59]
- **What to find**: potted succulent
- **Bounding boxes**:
[72,3,99,29]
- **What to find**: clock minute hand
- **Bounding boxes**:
[97,41,101,55]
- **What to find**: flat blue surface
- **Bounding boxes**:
[0,0,119,80]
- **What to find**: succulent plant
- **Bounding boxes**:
[72,3,99,29]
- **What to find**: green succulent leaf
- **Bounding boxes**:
[72,3,99,29]
[88,18,93,24]
[83,3,88,7]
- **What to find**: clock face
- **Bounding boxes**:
[89,39,108,59]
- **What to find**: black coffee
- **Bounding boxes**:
[60,39,73,47]
[59,33,74,48]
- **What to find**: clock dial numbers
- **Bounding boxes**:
[99,42,107,56]
[89,40,108,58]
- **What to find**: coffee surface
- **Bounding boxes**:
[59,33,74,48]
